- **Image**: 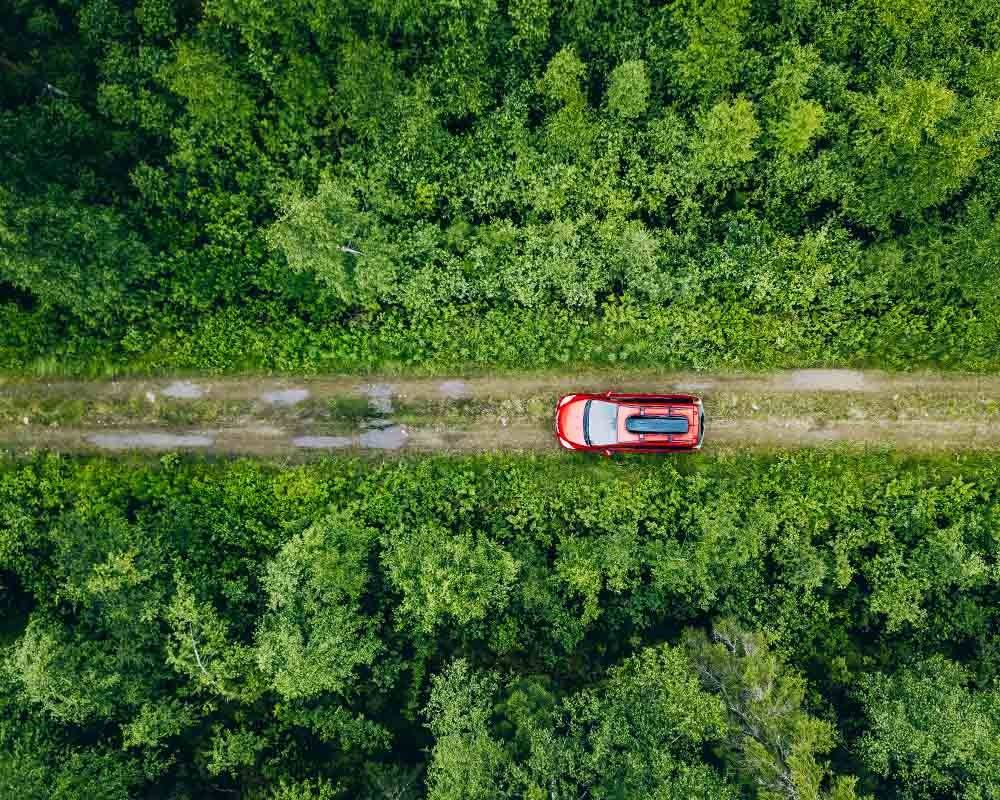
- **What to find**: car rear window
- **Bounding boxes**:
[584,400,618,446]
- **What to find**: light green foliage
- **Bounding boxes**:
[968,49,1000,98]
[268,176,397,307]
[539,47,587,107]
[693,97,761,174]
[606,60,650,118]
[542,102,597,159]
[206,724,267,777]
[773,100,825,155]
[668,0,751,101]
[852,78,1000,227]
[269,778,342,800]
[161,42,256,129]
[165,576,263,702]
[858,657,1000,798]
[121,699,196,750]
[538,47,596,158]
[868,0,933,38]
[509,0,551,58]
[763,45,825,155]
[830,475,990,633]
[7,617,120,724]
[255,511,380,700]
[121,698,198,778]
[568,644,732,798]
[683,621,858,800]
[135,0,176,38]
[1,452,999,796]
[5,0,1000,373]
[383,523,519,635]
[425,646,736,800]
[425,661,508,800]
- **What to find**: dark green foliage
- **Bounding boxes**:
[682,622,859,800]
[3,451,1000,795]
[4,0,1000,373]
[857,656,1000,798]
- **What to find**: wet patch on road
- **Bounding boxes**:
[162,381,206,399]
[439,379,470,399]
[358,383,395,414]
[292,435,353,449]
[359,425,408,450]
[88,432,214,450]
[291,424,408,450]
[260,388,311,406]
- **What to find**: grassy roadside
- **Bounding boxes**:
[4,297,998,381]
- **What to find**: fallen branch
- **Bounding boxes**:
[1,54,68,98]
[189,624,211,680]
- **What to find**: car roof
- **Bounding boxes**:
[625,415,690,435]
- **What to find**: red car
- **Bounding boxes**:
[555,392,704,454]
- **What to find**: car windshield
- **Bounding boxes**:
[584,400,618,446]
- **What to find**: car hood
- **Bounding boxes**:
[557,397,589,446]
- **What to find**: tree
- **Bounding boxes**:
[538,47,596,160]
[381,522,519,636]
[424,645,738,800]
[538,47,586,107]
[761,46,826,158]
[666,0,751,102]
[858,656,1000,798]
[606,60,650,119]
[121,698,198,778]
[508,0,550,60]
[267,174,398,308]
[165,575,263,702]
[8,616,120,725]
[0,187,153,333]
[425,661,510,800]
[160,42,256,130]
[254,510,381,700]
[691,97,760,184]
[682,621,861,800]
[566,644,734,800]
[850,78,1000,229]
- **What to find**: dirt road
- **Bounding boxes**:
[2,369,999,456]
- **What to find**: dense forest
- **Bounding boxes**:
[2,0,1000,373]
[1,451,999,798]
[5,2,1000,799]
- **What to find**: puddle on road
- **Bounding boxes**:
[88,432,214,450]
[785,370,867,391]
[439,379,470,399]
[292,425,409,451]
[260,388,311,406]
[360,425,408,449]
[358,383,395,414]
[292,435,353,449]
[162,381,206,399]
